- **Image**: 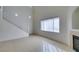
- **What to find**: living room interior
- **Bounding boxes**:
[0,6,79,52]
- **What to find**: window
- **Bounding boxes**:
[40,17,59,33]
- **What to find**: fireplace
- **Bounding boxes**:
[73,35,79,52]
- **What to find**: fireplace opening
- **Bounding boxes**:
[73,35,79,52]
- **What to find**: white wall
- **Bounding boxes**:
[72,7,79,29]
[3,6,32,34]
[0,19,28,41]
[33,6,69,45]
[0,7,2,33]
[67,6,79,48]
[0,7,1,19]
[0,6,32,41]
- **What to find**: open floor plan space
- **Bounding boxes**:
[0,35,74,52]
[0,6,79,52]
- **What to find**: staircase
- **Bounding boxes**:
[0,6,29,41]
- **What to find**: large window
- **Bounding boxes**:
[40,17,59,33]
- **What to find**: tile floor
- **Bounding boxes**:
[0,35,74,52]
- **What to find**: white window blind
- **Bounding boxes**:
[41,17,59,33]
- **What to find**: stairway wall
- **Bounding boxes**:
[0,6,32,41]
[3,6,32,34]
[0,19,28,41]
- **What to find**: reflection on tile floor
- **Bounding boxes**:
[0,35,74,52]
[42,41,64,52]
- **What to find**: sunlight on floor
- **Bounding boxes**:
[0,35,73,52]
[42,41,65,52]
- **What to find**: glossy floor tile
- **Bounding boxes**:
[0,35,74,52]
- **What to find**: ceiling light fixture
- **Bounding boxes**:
[28,16,31,19]
[15,13,18,16]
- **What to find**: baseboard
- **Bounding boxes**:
[33,33,68,47]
